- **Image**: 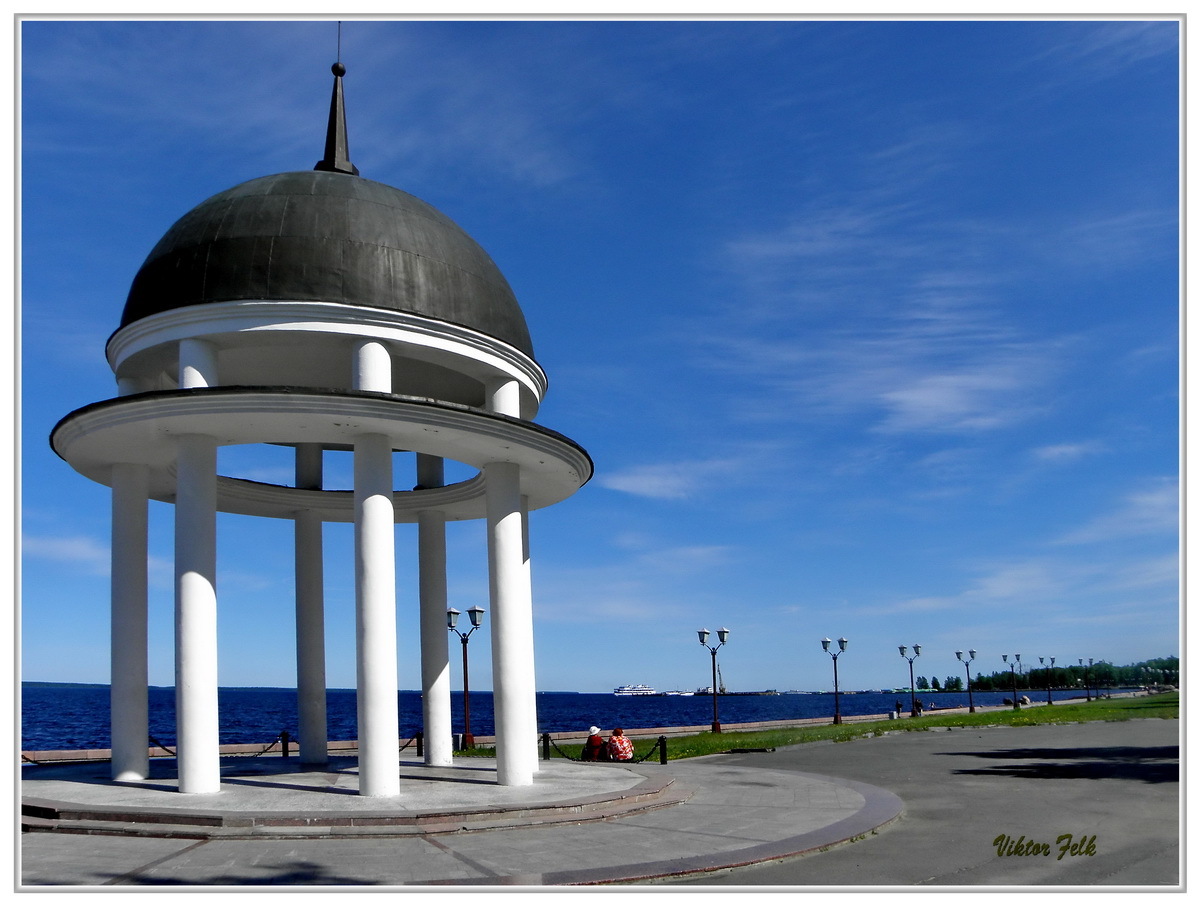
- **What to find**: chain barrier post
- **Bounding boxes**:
[416,732,424,758]
[281,730,290,759]
[659,735,668,764]
[542,732,550,760]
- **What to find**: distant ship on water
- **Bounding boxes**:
[613,684,657,695]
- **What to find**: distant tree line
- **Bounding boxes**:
[914,675,964,692]
[963,656,1178,693]
[903,657,1178,693]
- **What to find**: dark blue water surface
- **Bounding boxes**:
[20,683,1116,752]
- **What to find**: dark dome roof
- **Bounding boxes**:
[120,170,533,356]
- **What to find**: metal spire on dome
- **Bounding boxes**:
[314,60,360,176]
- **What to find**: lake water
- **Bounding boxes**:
[21,683,1121,752]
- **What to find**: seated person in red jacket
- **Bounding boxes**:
[581,726,607,761]
[607,728,634,762]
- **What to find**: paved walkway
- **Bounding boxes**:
[19,718,1179,888]
[675,717,1181,887]
[21,753,900,886]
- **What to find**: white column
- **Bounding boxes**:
[417,454,452,766]
[295,444,327,765]
[486,460,538,786]
[178,338,217,389]
[354,433,399,796]
[174,433,221,794]
[110,462,149,782]
[486,377,521,417]
[352,339,399,796]
[353,339,392,393]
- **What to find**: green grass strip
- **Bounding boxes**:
[476,692,1176,762]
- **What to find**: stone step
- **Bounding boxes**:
[21,775,692,840]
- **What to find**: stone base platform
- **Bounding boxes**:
[22,755,691,839]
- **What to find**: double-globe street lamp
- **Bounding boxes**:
[821,637,849,725]
[1040,656,1056,705]
[698,627,730,733]
[898,644,921,717]
[956,649,977,713]
[447,606,486,748]
[1079,657,1094,701]
[1002,653,1021,710]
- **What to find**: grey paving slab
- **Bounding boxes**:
[19,834,199,887]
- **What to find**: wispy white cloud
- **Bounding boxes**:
[597,457,743,500]
[980,20,1179,122]
[348,25,592,189]
[533,567,692,626]
[706,304,1067,438]
[858,547,1176,622]
[703,129,1077,439]
[23,532,178,587]
[22,534,110,575]
[22,22,326,162]
[23,21,585,193]
[616,535,735,573]
[718,201,980,320]
[912,446,980,477]
[875,359,1047,434]
[1043,208,1178,272]
[1104,553,1180,593]
[1030,441,1105,463]
[848,486,1179,618]
[961,559,1077,602]
[532,529,740,628]
[1054,478,1178,545]
[1117,342,1177,375]
[1028,21,1179,81]
[21,311,116,374]
[697,29,1176,449]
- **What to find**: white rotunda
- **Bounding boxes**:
[50,62,592,796]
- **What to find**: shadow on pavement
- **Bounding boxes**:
[943,744,1178,784]
[116,861,380,887]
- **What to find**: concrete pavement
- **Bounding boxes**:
[674,717,1181,887]
[21,752,901,886]
[19,717,1179,888]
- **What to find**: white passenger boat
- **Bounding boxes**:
[613,684,657,695]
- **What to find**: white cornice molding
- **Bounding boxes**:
[52,388,591,517]
[106,300,548,401]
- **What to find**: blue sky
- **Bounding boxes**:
[19,17,1179,695]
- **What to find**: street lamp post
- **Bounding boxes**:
[447,606,485,748]
[1039,656,1055,705]
[698,628,729,733]
[956,649,977,713]
[821,637,849,725]
[1002,654,1021,710]
[898,645,921,717]
[1079,657,1093,701]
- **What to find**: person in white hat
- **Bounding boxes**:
[581,725,607,761]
